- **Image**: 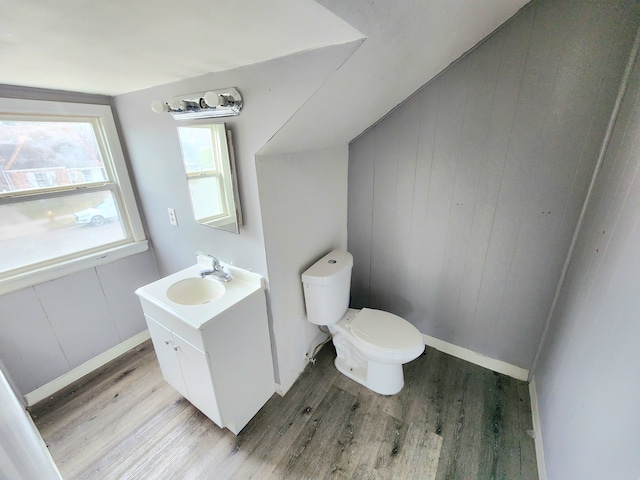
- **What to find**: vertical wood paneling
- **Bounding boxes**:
[96,250,158,340]
[0,252,158,396]
[548,80,640,379]
[534,40,640,478]
[493,0,638,366]
[454,11,532,349]
[35,269,120,367]
[348,129,376,308]
[487,0,591,362]
[369,110,401,309]
[406,89,437,314]
[415,59,469,337]
[435,30,503,345]
[0,288,69,394]
[348,0,639,369]
[391,97,422,315]
[470,0,571,360]
[427,59,471,340]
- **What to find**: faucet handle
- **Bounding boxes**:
[196,252,221,270]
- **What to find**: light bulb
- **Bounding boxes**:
[203,91,221,108]
[151,100,169,113]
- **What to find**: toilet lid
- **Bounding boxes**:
[350,308,422,351]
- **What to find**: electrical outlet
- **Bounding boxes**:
[167,208,178,226]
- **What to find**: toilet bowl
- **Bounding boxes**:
[302,250,425,395]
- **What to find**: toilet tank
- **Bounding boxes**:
[301,250,353,325]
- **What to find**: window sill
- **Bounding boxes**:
[0,240,149,296]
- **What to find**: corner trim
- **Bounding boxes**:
[422,334,529,381]
[529,377,548,480]
[24,330,151,406]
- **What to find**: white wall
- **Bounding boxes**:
[113,44,359,382]
[256,146,348,389]
[532,36,640,480]
[0,367,61,479]
[347,0,639,370]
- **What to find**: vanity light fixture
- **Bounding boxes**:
[151,88,243,120]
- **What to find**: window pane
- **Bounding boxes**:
[188,176,226,222]
[0,191,126,274]
[0,119,107,194]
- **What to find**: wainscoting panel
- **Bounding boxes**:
[0,250,158,396]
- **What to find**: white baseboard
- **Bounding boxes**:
[275,332,529,395]
[25,330,151,407]
[529,377,548,480]
[422,334,529,381]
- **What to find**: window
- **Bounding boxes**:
[0,98,147,294]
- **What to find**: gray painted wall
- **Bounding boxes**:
[348,0,639,369]
[0,44,359,399]
[256,146,348,390]
[0,88,159,397]
[113,44,359,384]
[533,39,640,480]
[0,250,157,395]
[113,44,357,279]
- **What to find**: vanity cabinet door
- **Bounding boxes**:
[145,316,187,397]
[172,332,222,427]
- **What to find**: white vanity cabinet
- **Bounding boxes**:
[135,263,275,435]
[145,316,222,426]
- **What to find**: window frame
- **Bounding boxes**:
[0,97,147,295]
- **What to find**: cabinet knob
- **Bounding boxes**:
[173,346,180,351]
[164,339,171,345]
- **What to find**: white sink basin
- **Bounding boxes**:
[166,278,225,305]
[136,259,265,329]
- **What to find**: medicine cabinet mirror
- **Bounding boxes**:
[177,123,243,234]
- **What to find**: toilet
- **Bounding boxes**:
[301,250,424,395]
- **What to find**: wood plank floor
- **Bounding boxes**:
[30,340,538,479]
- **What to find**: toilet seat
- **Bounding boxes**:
[349,308,423,352]
[333,308,425,364]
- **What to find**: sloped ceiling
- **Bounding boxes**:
[1,0,530,147]
[0,0,363,95]
[260,0,531,154]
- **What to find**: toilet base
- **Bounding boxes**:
[334,356,404,395]
[332,332,405,395]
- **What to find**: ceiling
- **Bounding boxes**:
[261,0,531,154]
[1,0,531,148]
[0,0,363,95]
[2,0,531,99]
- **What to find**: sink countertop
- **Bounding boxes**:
[135,262,265,330]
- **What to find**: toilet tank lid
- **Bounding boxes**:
[301,250,353,285]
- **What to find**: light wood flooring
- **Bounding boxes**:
[30,340,538,479]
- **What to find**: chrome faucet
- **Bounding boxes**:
[199,254,232,282]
